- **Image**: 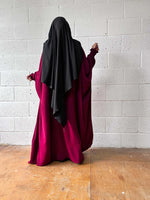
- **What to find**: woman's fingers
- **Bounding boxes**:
[95,43,99,50]
[92,43,96,49]
[92,43,99,51]
[27,75,32,81]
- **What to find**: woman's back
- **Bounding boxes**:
[27,47,98,166]
[27,16,99,166]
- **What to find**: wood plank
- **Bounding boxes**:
[0,145,150,200]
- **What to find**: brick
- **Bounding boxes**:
[123,101,150,117]
[14,24,44,39]
[74,36,89,54]
[15,86,38,101]
[136,134,150,148]
[0,7,28,25]
[125,0,150,17]
[142,18,150,33]
[14,0,46,8]
[124,68,143,83]
[106,85,139,100]
[106,117,138,133]
[0,87,14,101]
[0,117,14,131]
[0,0,14,8]
[139,84,150,100]
[59,4,75,22]
[108,18,140,35]
[13,7,29,24]
[92,133,121,147]
[121,133,137,147]
[14,117,36,131]
[0,102,28,117]
[75,19,107,37]
[92,117,106,133]
[139,117,150,133]
[92,69,124,85]
[142,69,150,83]
[29,101,39,117]
[27,39,43,55]
[91,0,124,19]
[108,36,122,53]
[142,50,150,68]
[142,34,150,51]
[92,85,105,101]
[0,40,27,55]
[92,101,122,117]
[0,132,30,145]
[0,8,13,25]
[1,71,30,86]
[14,55,40,71]
[0,55,15,71]
[109,52,141,68]
[59,1,91,22]
[122,35,143,53]
[29,6,58,23]
[0,25,14,39]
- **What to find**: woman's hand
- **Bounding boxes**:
[92,43,99,52]
[27,74,32,81]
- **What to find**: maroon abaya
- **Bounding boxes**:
[28,47,98,166]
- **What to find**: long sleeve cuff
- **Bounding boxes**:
[29,72,35,80]
[90,48,98,57]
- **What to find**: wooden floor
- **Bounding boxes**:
[0,145,150,200]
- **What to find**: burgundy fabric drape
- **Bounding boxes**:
[28,47,98,166]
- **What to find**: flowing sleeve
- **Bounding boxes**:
[86,48,98,73]
[81,48,98,96]
[29,72,36,80]
[79,48,98,148]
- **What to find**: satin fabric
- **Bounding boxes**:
[28,47,98,166]
[41,17,83,127]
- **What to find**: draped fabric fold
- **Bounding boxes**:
[41,16,83,127]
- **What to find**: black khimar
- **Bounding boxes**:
[41,16,84,127]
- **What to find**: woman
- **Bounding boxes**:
[27,16,99,166]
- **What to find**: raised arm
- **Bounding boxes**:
[80,44,99,97]
[86,48,98,71]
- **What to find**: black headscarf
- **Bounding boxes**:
[41,16,84,127]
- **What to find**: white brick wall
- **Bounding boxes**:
[0,0,150,147]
